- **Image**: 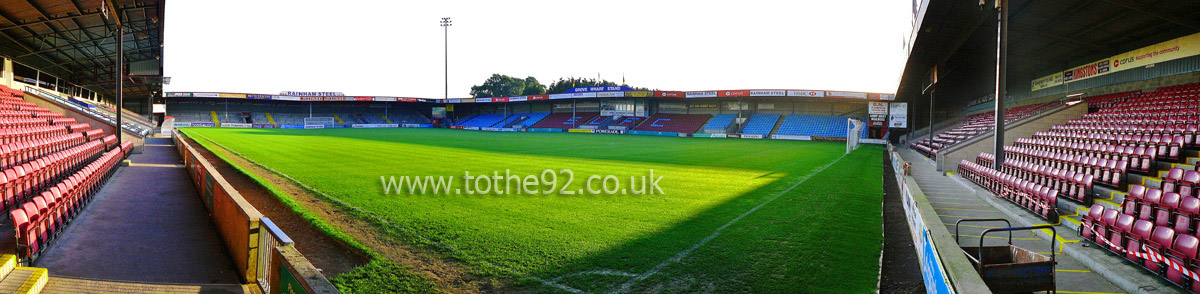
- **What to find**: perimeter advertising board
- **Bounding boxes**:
[868,102,888,127]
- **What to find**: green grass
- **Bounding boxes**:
[181,127,884,293]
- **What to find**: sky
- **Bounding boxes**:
[164,0,912,98]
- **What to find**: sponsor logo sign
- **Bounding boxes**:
[477,98,493,103]
[463,126,481,130]
[655,91,684,98]
[447,99,461,103]
[860,138,887,145]
[596,91,624,98]
[626,91,653,97]
[593,129,625,134]
[493,97,509,102]
[374,97,397,102]
[461,98,476,103]
[354,96,374,101]
[889,102,908,128]
[193,92,221,98]
[281,124,306,129]
[352,124,399,128]
[219,93,246,99]
[220,123,252,128]
[247,94,273,99]
[786,90,825,97]
[549,94,573,99]
[509,96,528,102]
[252,124,276,128]
[749,90,786,97]
[740,134,764,139]
[568,128,594,133]
[685,91,718,98]
[529,95,549,100]
[571,92,598,98]
[301,96,321,101]
[275,95,301,101]
[190,122,217,127]
[770,134,812,140]
[826,91,868,99]
[717,90,749,97]
[174,122,192,127]
[280,91,344,96]
[711,133,728,138]
[879,93,896,101]
[165,92,192,98]
[304,125,325,129]
[869,102,889,115]
[482,127,501,131]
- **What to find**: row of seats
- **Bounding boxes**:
[1,132,88,171]
[702,114,737,131]
[1002,145,1127,187]
[1014,137,1147,176]
[1081,204,1200,292]
[11,145,126,260]
[959,160,1059,220]
[740,113,779,135]
[1162,168,1200,198]
[1,138,108,210]
[774,114,867,138]
[1118,185,1200,234]
[634,113,711,134]
[529,112,599,129]
[910,102,1062,158]
[1038,130,1191,161]
[978,153,1094,203]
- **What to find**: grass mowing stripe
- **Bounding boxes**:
[614,153,848,292]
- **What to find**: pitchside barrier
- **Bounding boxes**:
[174,130,336,294]
[887,144,992,293]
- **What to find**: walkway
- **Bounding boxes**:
[33,137,241,284]
[898,147,1131,293]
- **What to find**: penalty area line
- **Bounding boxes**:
[615,153,849,292]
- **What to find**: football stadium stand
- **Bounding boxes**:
[701,113,738,133]
[945,82,1200,291]
[740,113,780,135]
[455,113,507,128]
[609,116,644,130]
[910,101,1061,157]
[634,113,712,134]
[168,101,431,126]
[774,114,867,138]
[0,85,133,265]
[529,112,599,130]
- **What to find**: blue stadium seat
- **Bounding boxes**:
[741,113,780,135]
[703,114,737,131]
[774,114,866,138]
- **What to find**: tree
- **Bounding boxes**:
[522,76,546,95]
[470,74,546,98]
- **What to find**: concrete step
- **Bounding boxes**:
[0,266,48,294]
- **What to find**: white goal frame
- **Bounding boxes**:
[304,117,337,127]
[847,118,866,154]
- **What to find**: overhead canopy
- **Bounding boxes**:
[0,0,162,109]
[897,0,1200,132]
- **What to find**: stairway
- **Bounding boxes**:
[209,111,219,124]
[266,113,276,124]
[0,255,48,294]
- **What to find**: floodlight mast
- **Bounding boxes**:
[441,17,452,100]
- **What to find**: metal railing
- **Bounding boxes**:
[257,217,293,293]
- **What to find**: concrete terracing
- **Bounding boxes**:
[899,147,1164,293]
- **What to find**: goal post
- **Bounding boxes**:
[304,117,337,128]
[847,118,865,154]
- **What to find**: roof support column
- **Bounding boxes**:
[115,23,124,145]
[992,0,1008,169]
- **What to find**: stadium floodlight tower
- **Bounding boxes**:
[441,17,452,100]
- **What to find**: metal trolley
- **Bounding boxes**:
[956,218,1058,293]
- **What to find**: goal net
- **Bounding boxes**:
[304,117,337,128]
[847,118,866,154]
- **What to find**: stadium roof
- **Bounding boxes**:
[0,0,162,102]
[897,0,1200,111]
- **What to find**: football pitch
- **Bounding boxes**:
[181,127,885,293]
